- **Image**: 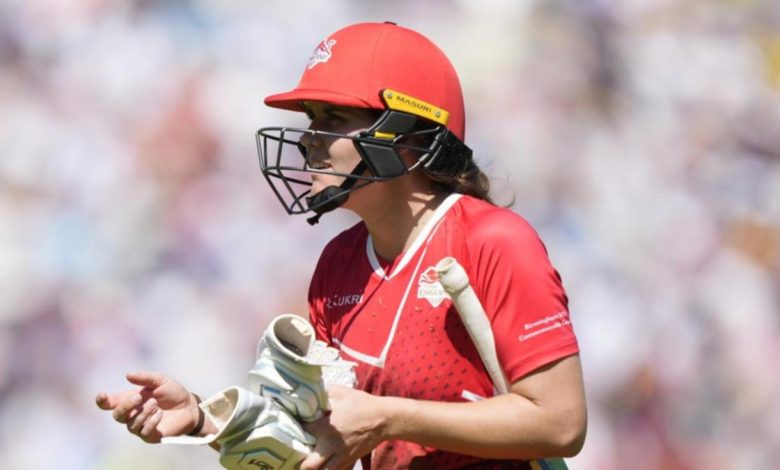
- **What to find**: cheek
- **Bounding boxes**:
[328,139,362,171]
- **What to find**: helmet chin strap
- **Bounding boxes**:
[305,162,367,225]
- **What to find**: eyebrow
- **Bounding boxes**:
[300,102,379,121]
[300,102,338,112]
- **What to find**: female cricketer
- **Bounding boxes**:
[96,21,587,470]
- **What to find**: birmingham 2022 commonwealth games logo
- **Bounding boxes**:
[417,266,449,308]
[307,38,336,69]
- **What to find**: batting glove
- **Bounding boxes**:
[247,314,356,422]
[163,386,314,470]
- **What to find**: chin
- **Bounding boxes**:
[311,178,343,194]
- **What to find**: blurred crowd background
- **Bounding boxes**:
[1,0,778,468]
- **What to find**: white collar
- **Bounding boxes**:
[366,193,462,280]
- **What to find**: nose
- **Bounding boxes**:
[298,130,324,160]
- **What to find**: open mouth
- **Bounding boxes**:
[307,161,330,170]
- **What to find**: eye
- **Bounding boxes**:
[324,110,346,122]
[310,110,348,131]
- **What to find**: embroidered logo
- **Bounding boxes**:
[307,38,337,69]
[417,266,449,307]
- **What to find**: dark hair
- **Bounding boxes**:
[426,157,493,204]
[410,118,494,204]
[362,108,494,204]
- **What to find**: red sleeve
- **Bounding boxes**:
[468,209,579,383]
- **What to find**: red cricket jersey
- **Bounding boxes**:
[308,194,579,469]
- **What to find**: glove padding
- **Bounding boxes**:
[163,386,314,470]
[248,314,356,422]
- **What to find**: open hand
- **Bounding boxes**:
[95,371,201,443]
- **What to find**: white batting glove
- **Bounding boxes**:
[247,314,356,422]
[163,386,314,470]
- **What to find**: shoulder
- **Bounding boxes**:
[452,195,544,252]
[317,221,368,264]
[311,221,367,292]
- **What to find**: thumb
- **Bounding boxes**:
[95,391,121,410]
[126,371,166,389]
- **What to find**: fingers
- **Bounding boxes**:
[96,390,141,411]
[95,371,162,411]
[299,429,346,470]
[96,373,174,444]
[126,371,166,389]
[127,398,158,434]
[140,409,164,441]
[96,372,164,413]
[122,398,164,443]
[301,452,355,470]
[111,392,142,424]
[300,450,328,470]
[95,392,117,410]
[98,387,166,443]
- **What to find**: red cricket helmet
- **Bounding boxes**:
[265,21,466,141]
[256,22,472,224]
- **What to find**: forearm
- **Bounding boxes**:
[379,392,585,460]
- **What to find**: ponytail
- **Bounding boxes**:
[366,109,494,204]
[420,126,493,204]
[426,159,493,204]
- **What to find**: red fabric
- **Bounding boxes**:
[308,195,579,469]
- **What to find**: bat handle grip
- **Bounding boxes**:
[435,257,469,292]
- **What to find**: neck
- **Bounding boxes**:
[356,178,448,261]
